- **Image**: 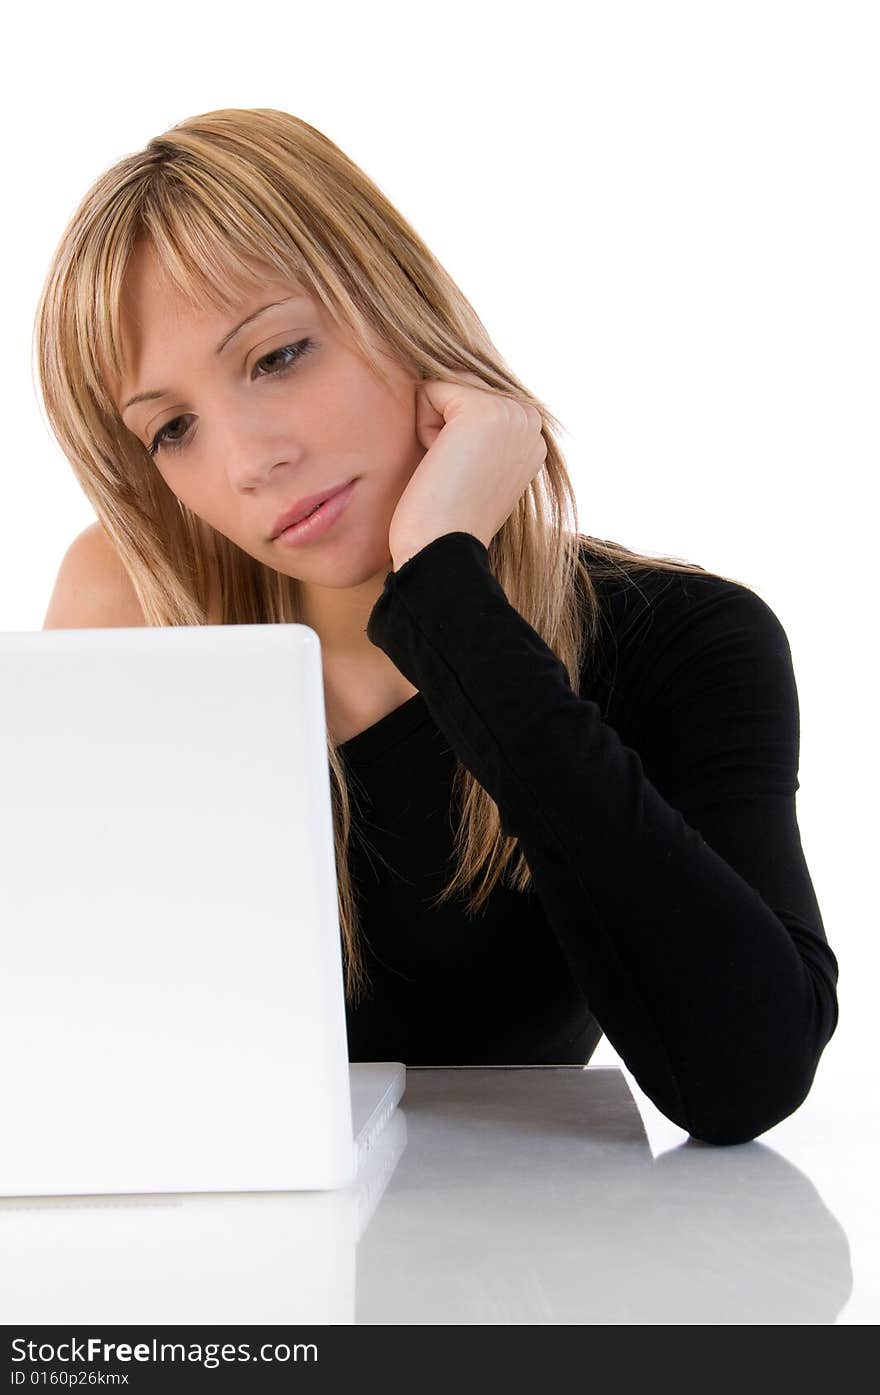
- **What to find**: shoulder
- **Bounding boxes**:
[70,522,145,600]
[576,538,800,795]
[64,520,125,569]
[577,535,790,663]
[43,522,147,628]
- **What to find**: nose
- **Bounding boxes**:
[211,407,302,493]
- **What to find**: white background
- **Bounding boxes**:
[2,0,876,1321]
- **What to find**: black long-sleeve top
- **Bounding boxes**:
[341,531,839,1145]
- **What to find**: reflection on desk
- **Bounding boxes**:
[0,1066,851,1324]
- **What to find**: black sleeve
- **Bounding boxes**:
[365,531,839,1145]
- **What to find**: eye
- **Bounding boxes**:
[146,337,317,459]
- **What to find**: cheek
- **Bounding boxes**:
[322,354,416,452]
[170,483,222,535]
[354,389,421,467]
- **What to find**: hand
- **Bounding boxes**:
[388,372,548,571]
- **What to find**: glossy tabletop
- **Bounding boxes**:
[0,1063,871,1324]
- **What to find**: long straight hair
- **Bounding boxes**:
[33,107,746,1004]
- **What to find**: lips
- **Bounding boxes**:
[269,479,353,540]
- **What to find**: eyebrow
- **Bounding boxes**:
[120,295,302,414]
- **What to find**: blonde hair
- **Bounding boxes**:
[33,106,746,1005]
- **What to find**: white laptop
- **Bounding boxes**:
[0,620,405,1197]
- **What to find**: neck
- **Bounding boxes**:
[296,561,391,658]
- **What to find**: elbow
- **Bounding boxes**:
[685,1103,792,1148]
[680,1055,828,1148]
[631,968,839,1146]
[686,1117,771,1148]
[680,978,839,1147]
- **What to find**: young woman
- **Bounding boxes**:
[34,107,839,1146]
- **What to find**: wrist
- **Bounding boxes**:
[390,540,428,572]
[391,530,487,573]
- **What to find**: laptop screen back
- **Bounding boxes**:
[0,623,354,1195]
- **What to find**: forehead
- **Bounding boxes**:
[119,244,316,340]
[113,246,322,407]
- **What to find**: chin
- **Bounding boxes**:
[275,534,392,589]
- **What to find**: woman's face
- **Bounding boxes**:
[114,241,426,588]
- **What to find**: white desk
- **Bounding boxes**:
[0,1063,869,1324]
